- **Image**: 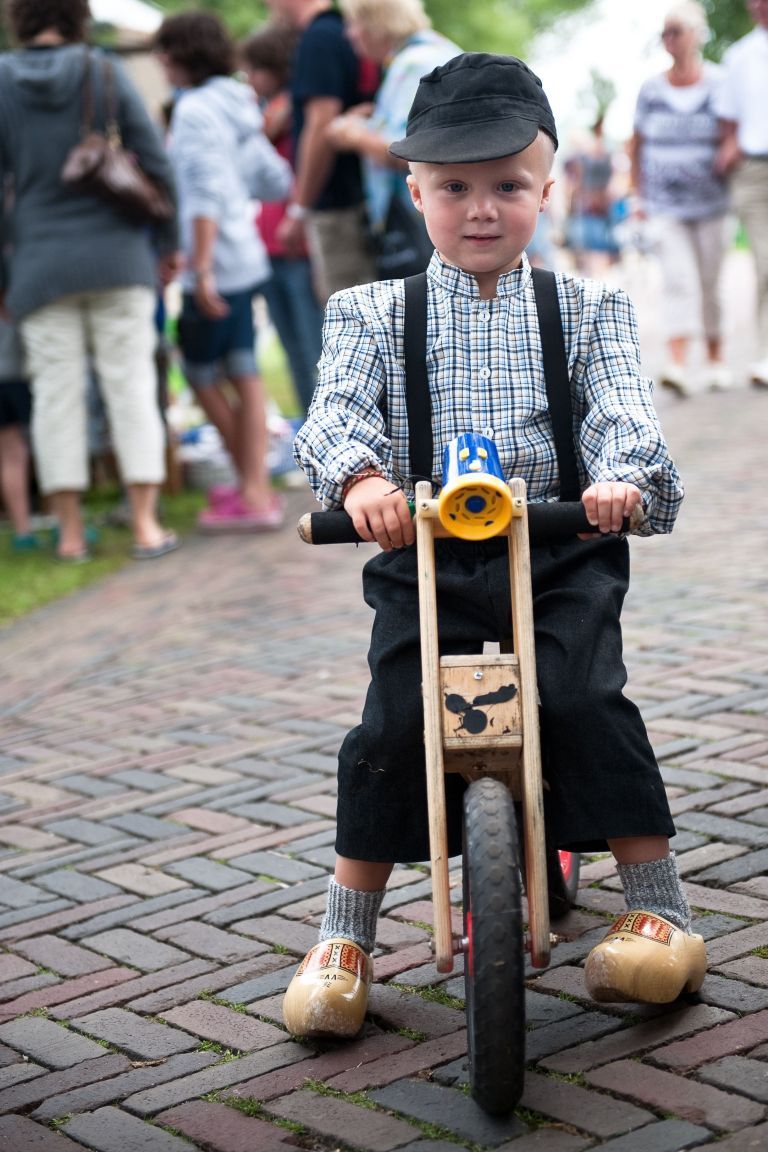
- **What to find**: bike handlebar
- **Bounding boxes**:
[298,503,634,545]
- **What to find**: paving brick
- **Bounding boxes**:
[370,1076,528,1143]
[47,959,216,1021]
[0,1061,46,1091]
[123,1042,307,1115]
[696,972,768,1013]
[105,813,192,840]
[517,1069,656,1138]
[13,935,112,977]
[585,1059,766,1132]
[693,1121,768,1150]
[125,881,271,933]
[324,1030,468,1093]
[160,1000,286,1051]
[0,900,74,931]
[42,819,137,846]
[224,849,325,882]
[79,929,189,972]
[154,1099,300,1152]
[62,1105,194,1152]
[0,1054,130,1114]
[716,956,768,986]
[0,967,136,1023]
[540,1005,734,1073]
[650,1008,768,1069]
[0,876,52,908]
[167,808,251,834]
[227,914,319,956]
[152,921,264,963]
[269,1087,421,1151]
[0,972,63,1002]
[583,1119,713,1151]
[127,954,290,1014]
[0,896,138,944]
[706,923,768,965]
[164,857,255,891]
[0,1114,89,1150]
[525,1009,624,1063]
[0,953,37,982]
[694,847,768,886]
[36,870,123,902]
[0,1015,108,1067]
[31,1051,219,1122]
[696,1055,768,1103]
[62,890,204,941]
[364,984,464,1039]
[93,864,189,897]
[69,1007,199,1059]
[0,826,67,851]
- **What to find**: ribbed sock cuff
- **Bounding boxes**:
[319,878,386,953]
[616,852,692,933]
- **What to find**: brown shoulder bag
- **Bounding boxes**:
[61,50,174,225]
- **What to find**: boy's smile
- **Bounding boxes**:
[407,136,554,299]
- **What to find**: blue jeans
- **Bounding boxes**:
[261,257,324,415]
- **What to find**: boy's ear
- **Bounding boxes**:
[539,177,555,212]
[407,171,424,215]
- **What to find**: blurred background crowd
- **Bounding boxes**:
[0,0,765,574]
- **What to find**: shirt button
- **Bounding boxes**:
[479,366,491,379]
[480,309,491,321]
[482,426,494,438]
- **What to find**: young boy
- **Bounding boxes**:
[286,53,706,1037]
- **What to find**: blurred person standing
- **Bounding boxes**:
[155,12,292,533]
[563,117,621,276]
[715,0,768,389]
[0,0,179,562]
[326,0,460,278]
[631,2,731,397]
[241,23,324,417]
[265,0,377,301]
[0,314,35,550]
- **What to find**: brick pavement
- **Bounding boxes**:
[0,253,766,1149]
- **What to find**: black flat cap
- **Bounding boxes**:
[389,52,558,164]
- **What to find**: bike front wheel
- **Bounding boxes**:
[462,776,525,1115]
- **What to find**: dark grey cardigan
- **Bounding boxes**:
[0,43,178,321]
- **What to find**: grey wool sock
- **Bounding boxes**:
[616,852,692,933]
[319,878,386,954]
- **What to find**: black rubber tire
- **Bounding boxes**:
[462,777,525,1115]
[545,832,581,922]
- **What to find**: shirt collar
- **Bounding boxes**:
[427,251,532,299]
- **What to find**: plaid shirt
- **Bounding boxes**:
[295,253,684,535]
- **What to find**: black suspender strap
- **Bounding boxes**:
[403,272,433,481]
[531,267,581,501]
[403,267,581,500]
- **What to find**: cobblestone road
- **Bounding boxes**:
[0,254,766,1151]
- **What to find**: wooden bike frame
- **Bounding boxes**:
[413,477,551,972]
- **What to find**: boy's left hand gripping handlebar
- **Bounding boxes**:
[297,504,635,545]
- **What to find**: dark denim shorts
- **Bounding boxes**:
[178,286,260,388]
[0,378,32,428]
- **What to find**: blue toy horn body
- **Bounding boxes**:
[438,433,513,540]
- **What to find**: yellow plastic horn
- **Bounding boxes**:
[437,433,513,540]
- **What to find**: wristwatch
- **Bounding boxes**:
[286,202,308,222]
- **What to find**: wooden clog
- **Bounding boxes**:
[282,937,372,1038]
[585,910,706,1004]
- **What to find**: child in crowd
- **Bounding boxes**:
[286,53,706,1038]
[0,315,36,550]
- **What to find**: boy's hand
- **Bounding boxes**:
[580,482,643,537]
[344,476,415,551]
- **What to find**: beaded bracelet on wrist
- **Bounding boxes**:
[341,467,385,500]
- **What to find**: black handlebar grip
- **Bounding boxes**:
[298,504,632,545]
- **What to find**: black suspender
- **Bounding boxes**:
[403,272,432,484]
[530,268,581,501]
[402,267,581,501]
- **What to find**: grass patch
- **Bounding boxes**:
[0,485,205,629]
[751,945,768,959]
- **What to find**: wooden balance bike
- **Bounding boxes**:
[297,432,616,1115]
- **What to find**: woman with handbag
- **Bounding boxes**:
[0,0,180,561]
[326,0,460,280]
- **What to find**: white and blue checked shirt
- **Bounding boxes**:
[295,253,684,535]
